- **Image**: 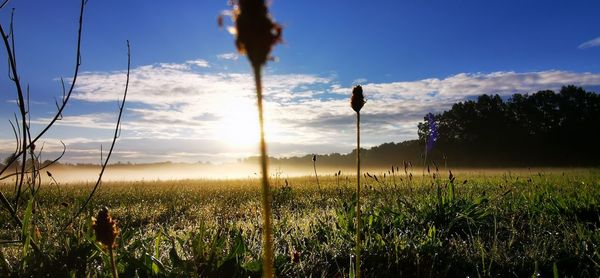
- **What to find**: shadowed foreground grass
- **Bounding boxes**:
[1,168,599,277]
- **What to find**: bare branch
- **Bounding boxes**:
[0,0,86,179]
[60,77,66,102]
[0,0,10,10]
[0,6,31,209]
[9,8,16,71]
[8,119,18,153]
[0,0,85,254]
[13,113,20,152]
[64,40,131,230]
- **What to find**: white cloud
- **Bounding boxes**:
[24,60,600,163]
[186,59,210,67]
[334,71,600,101]
[159,63,190,70]
[353,78,368,84]
[578,36,600,49]
[217,52,239,60]
[31,113,119,130]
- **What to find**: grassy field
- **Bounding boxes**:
[1,168,599,277]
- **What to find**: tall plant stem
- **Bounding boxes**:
[313,158,321,197]
[253,64,274,278]
[356,112,361,278]
[109,246,118,278]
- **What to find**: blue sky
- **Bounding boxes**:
[1,0,600,164]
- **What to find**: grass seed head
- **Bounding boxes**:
[351,85,365,113]
[92,206,119,249]
[232,0,282,68]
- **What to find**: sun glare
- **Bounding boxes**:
[216,101,261,147]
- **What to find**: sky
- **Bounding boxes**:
[1,0,600,164]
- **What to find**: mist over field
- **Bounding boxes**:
[2,162,587,183]
[4,162,348,182]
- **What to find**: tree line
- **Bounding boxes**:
[418,85,600,166]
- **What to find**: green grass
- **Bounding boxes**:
[1,168,599,277]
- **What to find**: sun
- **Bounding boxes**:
[216,101,261,148]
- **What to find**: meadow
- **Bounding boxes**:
[1,167,599,277]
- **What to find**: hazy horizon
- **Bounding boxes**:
[2,159,591,183]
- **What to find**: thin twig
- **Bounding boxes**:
[64,40,130,230]
[25,84,40,195]
[0,0,9,10]
[0,6,29,209]
[0,0,86,180]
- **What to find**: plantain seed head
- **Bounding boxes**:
[233,0,282,68]
[350,85,365,113]
[92,206,119,249]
